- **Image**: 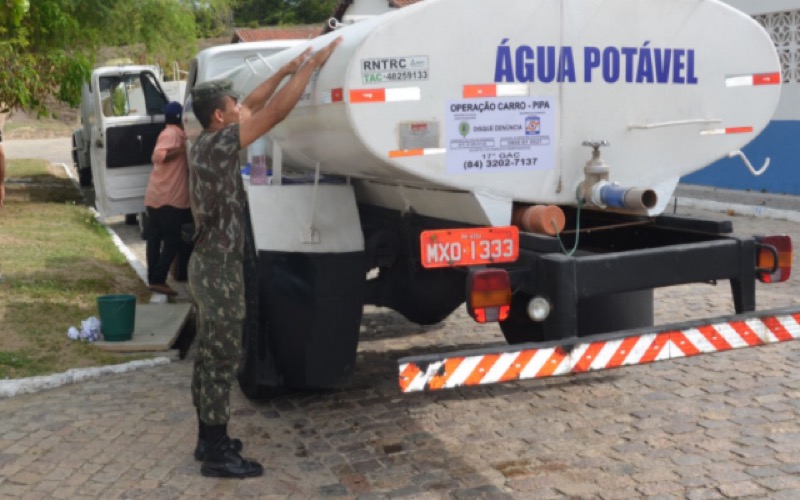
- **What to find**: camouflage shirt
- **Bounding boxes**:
[188,123,246,253]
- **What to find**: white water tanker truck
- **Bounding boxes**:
[181,0,796,396]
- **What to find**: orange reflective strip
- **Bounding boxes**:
[670,331,702,356]
[698,325,733,352]
[398,363,421,393]
[725,126,754,134]
[763,316,794,342]
[498,349,537,382]
[463,84,497,98]
[464,354,500,386]
[606,337,641,368]
[640,333,670,363]
[728,321,764,347]
[350,88,386,103]
[573,341,606,373]
[537,347,567,377]
[427,357,463,390]
[753,72,781,85]
[389,149,424,158]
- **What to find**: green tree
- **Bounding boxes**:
[0,0,235,116]
[193,0,238,37]
[103,0,198,70]
[233,0,338,26]
[0,0,104,113]
[234,0,289,26]
[292,0,339,24]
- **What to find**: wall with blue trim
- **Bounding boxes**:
[681,120,800,195]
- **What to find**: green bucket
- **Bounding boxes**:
[97,294,136,341]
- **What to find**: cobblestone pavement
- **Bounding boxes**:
[2,202,800,499]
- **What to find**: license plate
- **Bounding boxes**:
[420,226,519,268]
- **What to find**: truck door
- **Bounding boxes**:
[90,69,169,219]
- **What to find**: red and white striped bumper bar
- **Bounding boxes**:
[398,308,800,393]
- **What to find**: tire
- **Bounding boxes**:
[370,259,464,325]
[238,322,283,400]
[78,167,93,188]
[499,292,545,344]
[237,214,284,400]
[125,213,138,225]
[138,211,149,240]
[258,251,365,390]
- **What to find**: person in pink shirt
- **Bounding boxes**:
[145,101,192,296]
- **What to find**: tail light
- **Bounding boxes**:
[756,235,792,283]
[467,269,512,323]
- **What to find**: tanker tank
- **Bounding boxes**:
[218,0,780,221]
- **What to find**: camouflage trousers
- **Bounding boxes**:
[188,248,245,426]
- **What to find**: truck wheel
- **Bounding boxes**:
[138,211,149,240]
[238,321,283,399]
[78,167,93,187]
[499,292,544,344]
[369,260,464,325]
[253,251,366,391]
[124,213,138,225]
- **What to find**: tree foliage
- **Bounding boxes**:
[103,0,197,69]
[0,0,235,116]
[0,0,334,115]
[193,0,238,37]
[234,0,339,26]
[0,0,105,113]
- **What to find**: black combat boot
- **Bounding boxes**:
[194,417,243,461]
[200,424,263,478]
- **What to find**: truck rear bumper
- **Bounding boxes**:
[398,307,800,393]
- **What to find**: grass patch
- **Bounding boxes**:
[0,159,152,379]
[4,120,74,137]
[4,158,54,178]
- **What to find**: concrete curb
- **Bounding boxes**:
[93,207,150,285]
[0,164,176,399]
[0,357,172,399]
[59,162,159,295]
[670,196,800,223]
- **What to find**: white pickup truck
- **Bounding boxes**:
[71,65,183,223]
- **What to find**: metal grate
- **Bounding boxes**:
[755,10,800,83]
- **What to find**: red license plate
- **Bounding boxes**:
[420,226,519,268]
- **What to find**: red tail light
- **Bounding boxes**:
[756,235,792,283]
[467,269,512,323]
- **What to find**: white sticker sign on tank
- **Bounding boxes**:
[445,97,556,174]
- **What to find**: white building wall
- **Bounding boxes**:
[724,0,800,16]
[342,0,396,24]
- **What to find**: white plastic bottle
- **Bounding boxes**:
[249,135,269,185]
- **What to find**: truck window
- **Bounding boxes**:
[141,72,169,115]
[99,72,167,118]
[100,76,129,117]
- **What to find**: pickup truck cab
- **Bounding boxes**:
[71,65,181,220]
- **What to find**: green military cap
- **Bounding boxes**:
[190,79,240,106]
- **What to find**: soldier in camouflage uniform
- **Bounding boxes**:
[187,36,342,479]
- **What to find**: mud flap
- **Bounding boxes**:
[240,184,366,393]
[258,250,365,389]
[239,209,282,398]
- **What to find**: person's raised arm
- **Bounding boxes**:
[239,37,343,149]
[240,47,312,118]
